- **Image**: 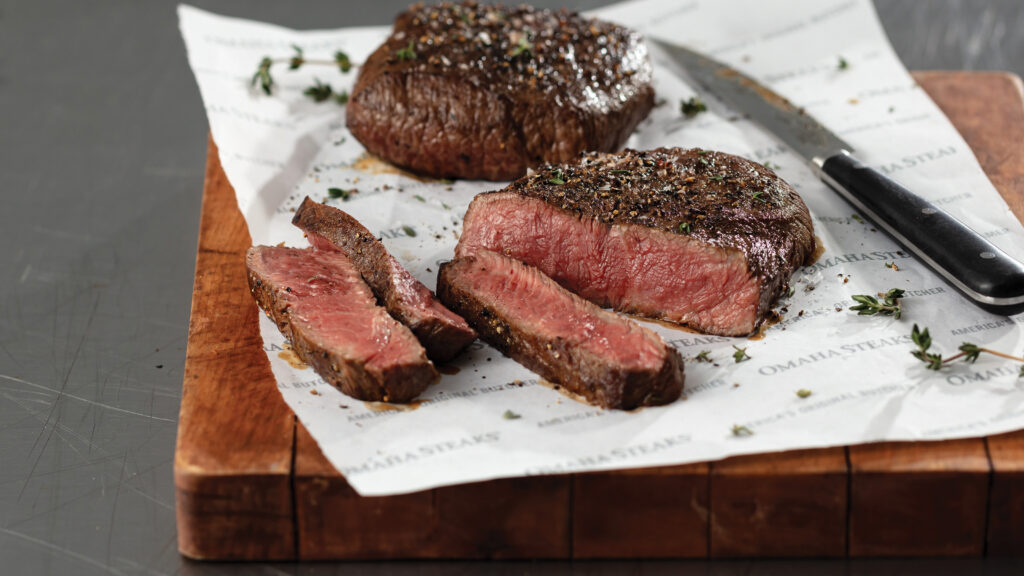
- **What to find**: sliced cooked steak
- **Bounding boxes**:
[292,198,476,362]
[246,245,438,402]
[456,147,816,336]
[347,1,655,181]
[438,250,684,410]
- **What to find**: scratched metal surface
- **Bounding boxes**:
[1,1,1022,574]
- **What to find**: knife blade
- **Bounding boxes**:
[652,38,1024,315]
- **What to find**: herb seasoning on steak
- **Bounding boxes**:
[293,197,476,362]
[438,250,685,409]
[456,147,816,336]
[247,245,438,402]
[347,1,655,181]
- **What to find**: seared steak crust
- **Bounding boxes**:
[438,250,685,409]
[456,147,816,335]
[293,198,476,362]
[246,246,438,402]
[347,1,655,181]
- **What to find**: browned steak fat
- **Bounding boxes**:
[347,1,655,180]
[246,245,438,402]
[456,147,816,336]
[438,250,685,410]
[293,198,476,362]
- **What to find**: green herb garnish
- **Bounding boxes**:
[732,345,751,363]
[334,50,352,72]
[327,187,353,200]
[252,57,274,95]
[838,56,849,70]
[548,168,565,185]
[851,214,865,224]
[680,96,707,118]
[402,225,417,237]
[911,324,1024,371]
[289,44,305,69]
[414,194,426,203]
[694,350,712,363]
[763,160,780,170]
[610,169,632,175]
[750,191,767,203]
[796,389,812,398]
[678,222,691,234]
[503,409,521,420]
[511,35,534,58]
[731,424,753,437]
[709,174,725,182]
[303,78,333,102]
[850,288,904,319]
[396,41,417,61]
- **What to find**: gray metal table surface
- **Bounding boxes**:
[2,1,1023,574]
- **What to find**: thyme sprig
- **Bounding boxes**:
[732,345,751,363]
[252,47,356,104]
[911,324,1024,372]
[850,288,904,319]
[681,96,707,117]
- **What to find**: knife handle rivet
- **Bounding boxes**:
[922,207,937,215]
[981,251,996,259]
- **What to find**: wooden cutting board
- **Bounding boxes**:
[175,71,1024,560]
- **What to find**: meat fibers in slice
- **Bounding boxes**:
[456,147,816,336]
[437,250,685,410]
[293,197,476,362]
[246,245,438,403]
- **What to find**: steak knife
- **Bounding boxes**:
[652,38,1024,316]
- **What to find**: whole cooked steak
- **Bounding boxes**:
[438,250,684,409]
[293,198,476,362]
[456,147,817,336]
[347,1,655,181]
[246,245,438,402]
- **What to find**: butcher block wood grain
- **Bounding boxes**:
[174,142,296,560]
[175,72,1024,560]
[711,447,848,557]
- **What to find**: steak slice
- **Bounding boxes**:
[437,250,685,410]
[456,147,816,336]
[246,245,438,402]
[292,197,476,362]
[346,1,654,181]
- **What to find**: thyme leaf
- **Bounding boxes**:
[731,424,753,437]
[547,168,565,185]
[850,288,904,319]
[732,345,751,363]
[694,350,712,363]
[289,44,305,70]
[303,78,333,102]
[680,96,707,117]
[503,409,521,420]
[327,187,354,201]
[396,41,417,61]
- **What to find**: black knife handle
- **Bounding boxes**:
[819,151,1024,315]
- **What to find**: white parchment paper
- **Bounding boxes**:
[180,0,1024,495]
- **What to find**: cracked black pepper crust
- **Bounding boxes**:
[507,147,817,283]
[347,1,655,181]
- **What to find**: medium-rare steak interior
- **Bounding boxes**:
[293,198,476,362]
[347,1,655,181]
[246,245,438,403]
[438,250,685,409]
[456,147,816,336]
